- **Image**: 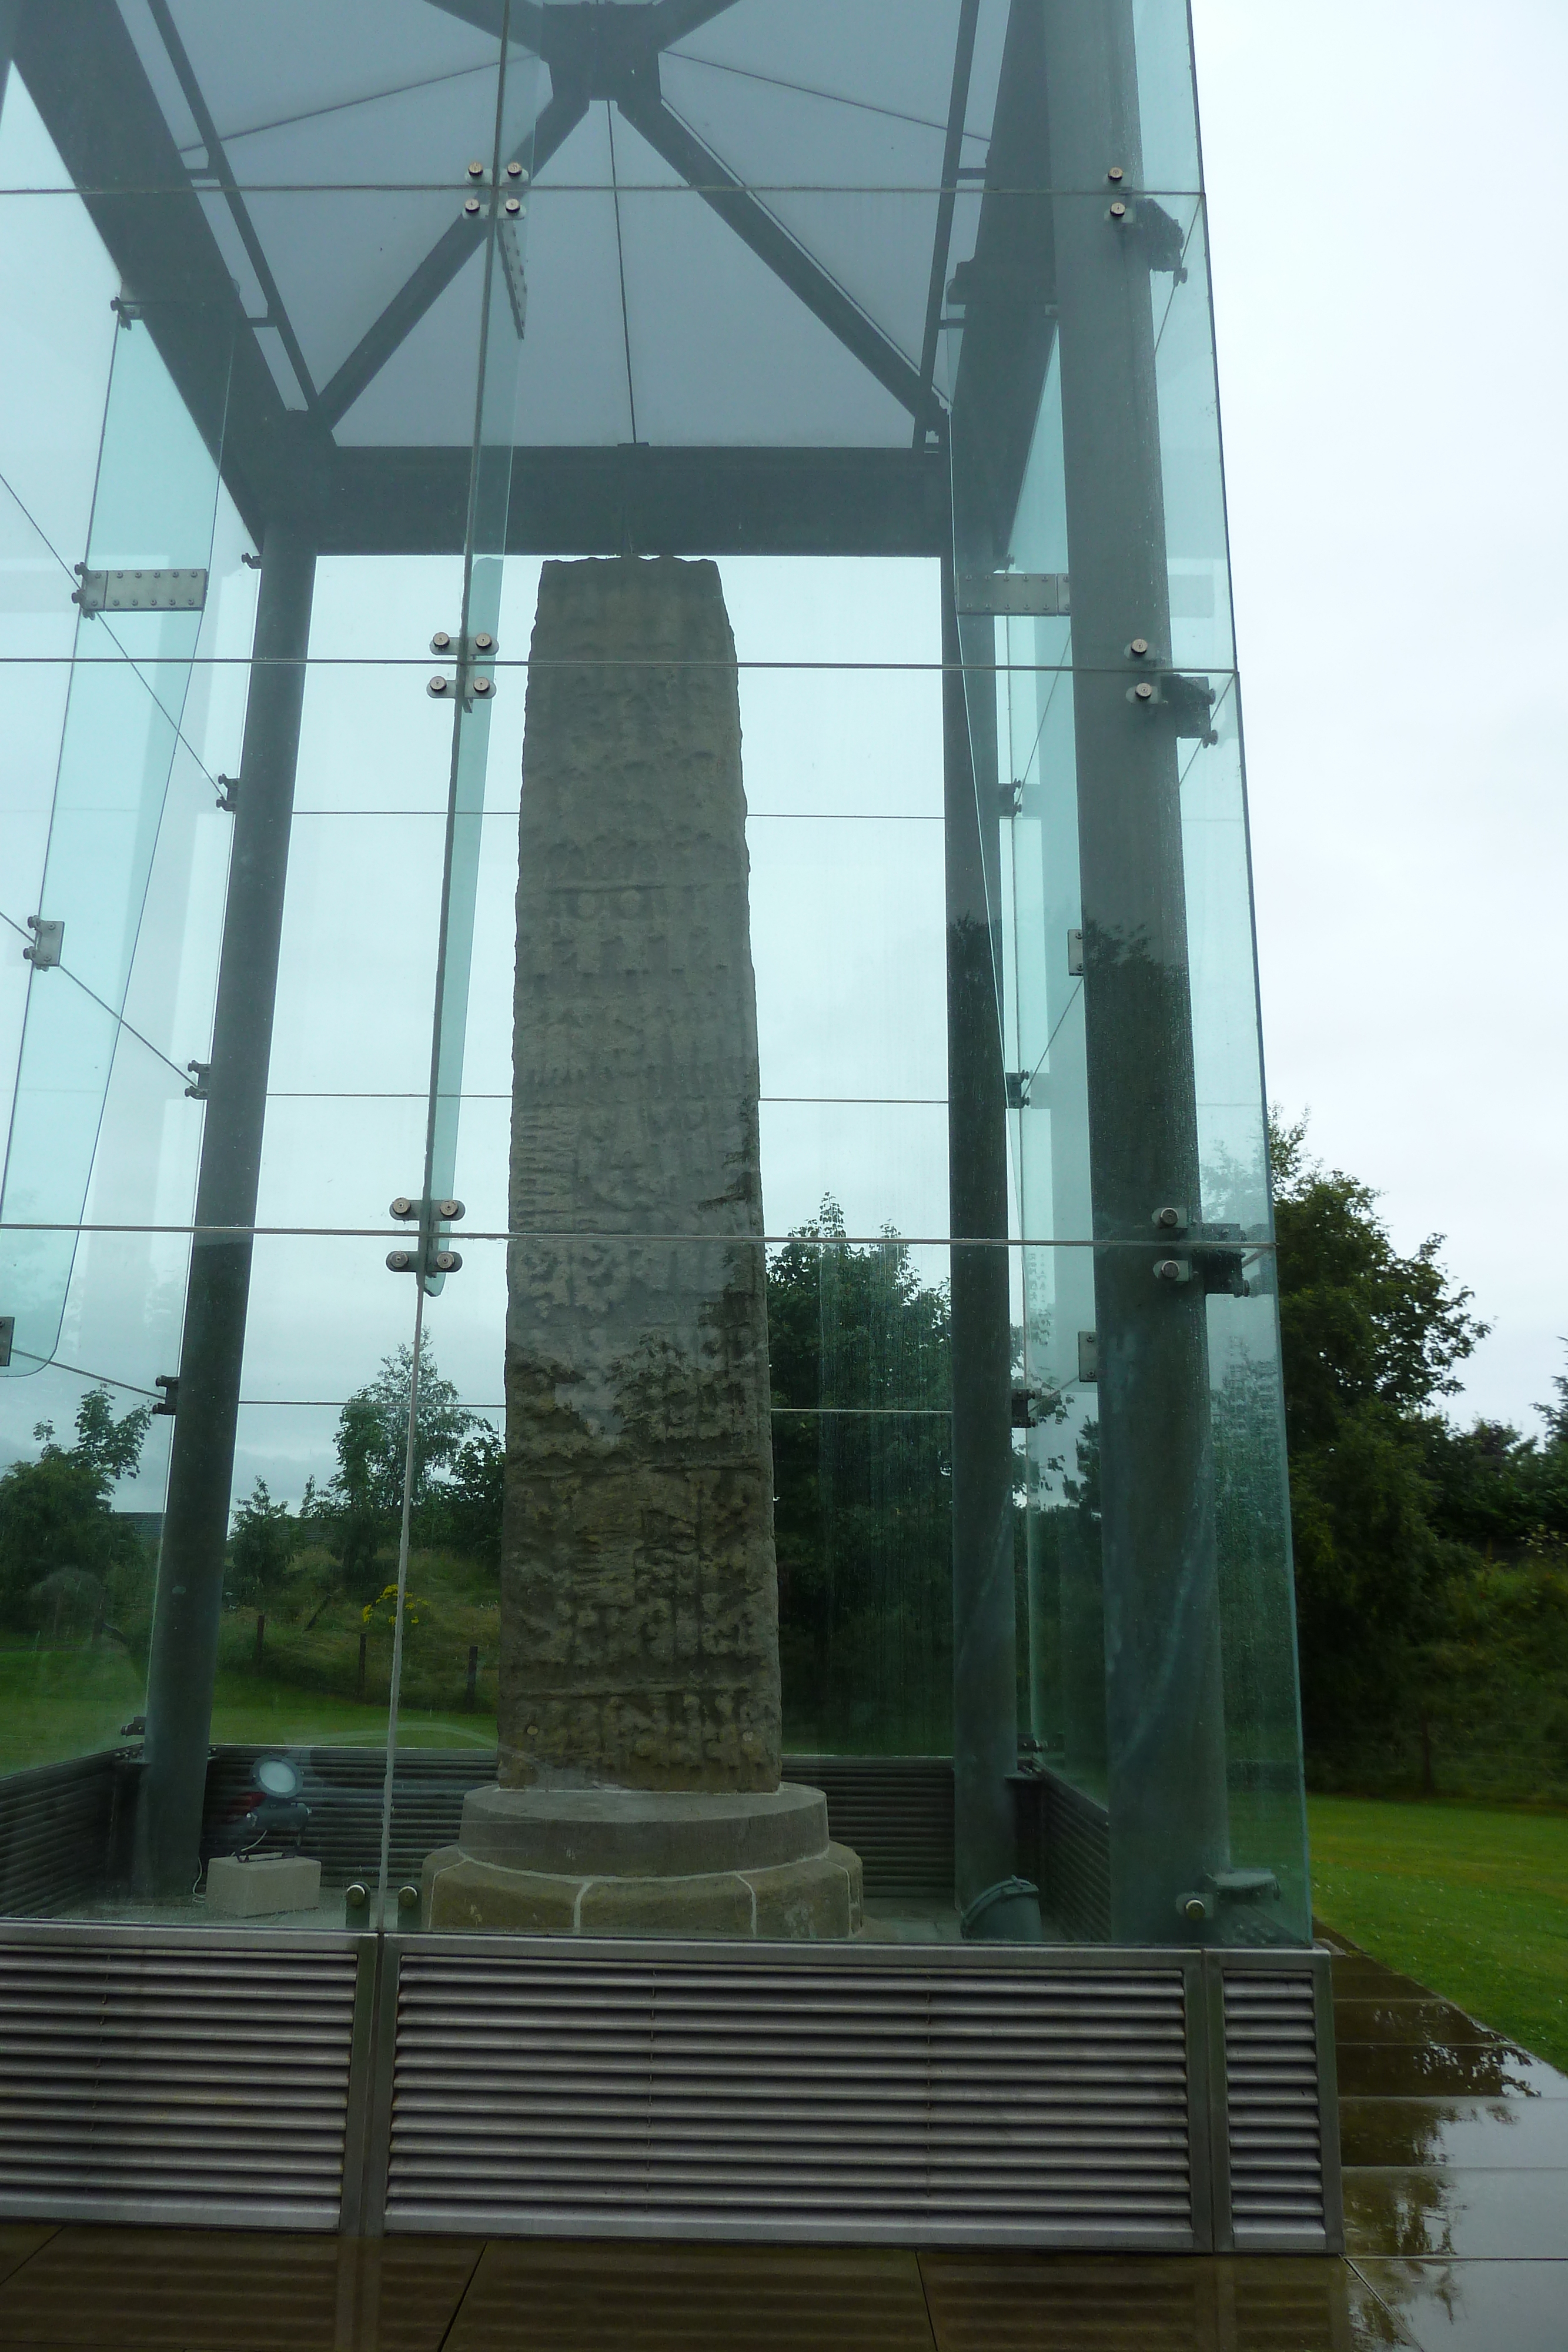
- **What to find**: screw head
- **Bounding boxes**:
[1182,1895,1208,1923]
[398,1883,420,1910]
[1134,679,1155,701]
[437,1198,464,1221]
[1108,165,1125,183]
[504,195,522,215]
[507,159,524,178]
[464,196,482,216]
[1130,637,1149,657]
[472,674,493,697]
[1155,1257,1185,1282]
[346,1882,369,1909]
[429,674,450,696]
[390,1195,415,1219]
[467,159,485,178]
[1156,1205,1182,1229]
[387,1249,413,1272]
[430,630,452,653]
[473,632,494,652]
[1109,199,1128,220]
[434,1248,462,1274]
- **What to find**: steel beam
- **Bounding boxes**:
[135,523,317,1897]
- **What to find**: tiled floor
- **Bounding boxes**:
[0,1936,1562,2350]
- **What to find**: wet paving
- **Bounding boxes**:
[0,1932,1562,2348]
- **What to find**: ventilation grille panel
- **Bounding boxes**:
[0,1753,118,1916]
[1222,1970,1326,2244]
[0,1937,358,2227]
[385,1950,1196,2245]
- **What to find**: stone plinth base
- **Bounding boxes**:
[422,1782,862,1939]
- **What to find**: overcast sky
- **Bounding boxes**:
[1189,0,1568,1435]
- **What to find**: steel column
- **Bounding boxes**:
[136,522,316,1895]
[1040,0,1228,1941]
[943,559,1039,1939]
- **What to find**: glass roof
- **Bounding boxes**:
[18,0,1018,461]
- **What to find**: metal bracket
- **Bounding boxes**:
[215,774,239,813]
[153,1374,179,1416]
[73,566,208,614]
[387,1195,465,1281]
[957,571,1070,618]
[1066,928,1084,976]
[1128,670,1218,743]
[1076,1330,1098,1384]
[998,779,1024,818]
[23,917,62,969]
[427,630,497,708]
[1107,195,1189,281]
[1005,1071,1032,1111]
[0,1316,12,1369]
[185,1062,210,1100]
[1011,1382,1061,1431]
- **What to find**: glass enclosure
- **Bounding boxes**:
[0,0,1308,1950]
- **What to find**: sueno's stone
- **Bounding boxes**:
[502,556,780,1796]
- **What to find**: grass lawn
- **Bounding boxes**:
[0,1643,497,1774]
[1308,1794,1568,2074]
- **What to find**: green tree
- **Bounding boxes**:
[228,1478,295,1609]
[1269,1115,1486,1746]
[0,1387,152,1631]
[323,1341,477,1599]
[768,1199,952,1750]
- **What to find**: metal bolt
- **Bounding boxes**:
[1130,637,1149,657]
[433,1249,462,1274]
[1181,1895,1208,1923]
[1109,200,1128,220]
[1108,165,1125,183]
[346,1882,369,1909]
[1155,1257,1186,1282]
[429,674,450,697]
[504,196,522,215]
[1155,1205,1182,1230]
[472,675,493,697]
[1134,680,1154,701]
[430,630,452,653]
[387,1249,413,1272]
[506,160,526,179]
[463,196,482,216]
[397,1884,420,1910]
[437,1198,464,1221]
[473,632,494,653]
[390,1195,415,1218]
[467,159,485,179]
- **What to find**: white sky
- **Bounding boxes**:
[1190,0,1568,1434]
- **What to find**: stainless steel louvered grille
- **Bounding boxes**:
[0,1753,120,1916]
[383,1946,1197,2245]
[0,1934,361,2227]
[1222,1970,1328,2245]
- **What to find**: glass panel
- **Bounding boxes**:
[949,2,1309,1947]
[0,304,229,1376]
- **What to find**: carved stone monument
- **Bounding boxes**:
[423,556,859,1936]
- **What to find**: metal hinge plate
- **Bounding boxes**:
[75,567,208,614]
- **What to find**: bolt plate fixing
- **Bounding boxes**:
[75,566,207,613]
[24,918,63,968]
